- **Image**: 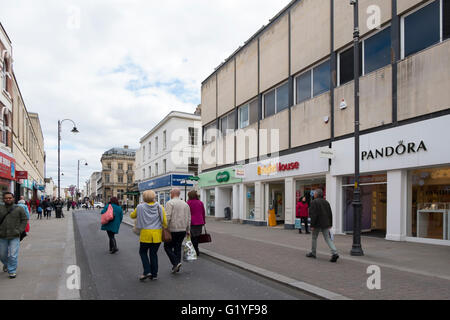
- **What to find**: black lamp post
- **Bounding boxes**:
[350,0,364,256]
[58,119,79,204]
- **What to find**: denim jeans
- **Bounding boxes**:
[164,232,186,267]
[0,238,21,274]
[139,242,160,277]
[311,228,338,256]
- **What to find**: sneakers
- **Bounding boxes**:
[139,274,151,281]
[172,263,182,274]
[330,254,339,263]
[150,275,157,280]
[2,265,7,273]
[306,252,316,259]
[9,273,16,279]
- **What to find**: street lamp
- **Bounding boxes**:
[350,0,364,256]
[58,119,79,204]
[77,159,88,200]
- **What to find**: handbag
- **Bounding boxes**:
[197,225,212,244]
[158,205,172,243]
[101,204,114,225]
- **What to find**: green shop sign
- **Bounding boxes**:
[198,168,242,188]
[216,171,230,183]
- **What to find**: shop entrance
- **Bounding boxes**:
[269,183,285,223]
[206,189,215,217]
[343,175,387,237]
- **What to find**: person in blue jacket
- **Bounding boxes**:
[101,197,123,254]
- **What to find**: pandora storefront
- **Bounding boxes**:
[330,115,450,245]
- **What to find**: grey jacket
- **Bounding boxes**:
[165,197,191,233]
[136,202,164,230]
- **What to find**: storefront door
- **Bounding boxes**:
[269,183,284,223]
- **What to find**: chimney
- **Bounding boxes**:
[124,145,129,149]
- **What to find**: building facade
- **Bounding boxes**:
[200,0,450,245]
[100,146,136,204]
[89,171,101,201]
[135,111,202,204]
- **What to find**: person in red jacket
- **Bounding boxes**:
[296,196,310,234]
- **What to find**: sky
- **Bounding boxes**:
[0,0,292,190]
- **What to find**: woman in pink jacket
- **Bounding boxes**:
[296,196,310,234]
[187,190,206,256]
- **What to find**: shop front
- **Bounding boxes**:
[138,174,195,205]
[198,168,242,219]
[0,151,15,203]
[242,148,329,228]
[330,115,450,245]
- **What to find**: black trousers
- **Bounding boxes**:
[107,231,117,251]
[164,231,186,267]
[301,217,309,233]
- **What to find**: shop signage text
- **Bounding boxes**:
[257,162,300,176]
[16,171,28,180]
[216,171,230,183]
[362,141,427,161]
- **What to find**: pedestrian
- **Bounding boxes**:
[67,200,71,212]
[36,203,43,220]
[71,200,75,210]
[17,200,30,221]
[46,199,52,219]
[164,188,191,274]
[306,189,339,262]
[130,190,167,281]
[187,190,205,257]
[296,196,310,234]
[0,192,29,279]
[100,197,123,254]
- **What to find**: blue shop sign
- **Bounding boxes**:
[172,174,194,187]
[139,175,172,191]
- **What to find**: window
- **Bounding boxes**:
[189,127,199,145]
[142,146,146,161]
[163,159,167,174]
[105,174,110,183]
[127,175,133,183]
[220,112,236,136]
[403,0,440,58]
[263,82,289,118]
[128,164,132,171]
[295,60,331,104]
[188,157,199,176]
[142,169,145,179]
[118,163,123,170]
[2,59,7,91]
[238,99,258,129]
[107,163,111,169]
[339,46,362,85]
[148,142,151,159]
[163,131,167,150]
[155,163,159,176]
[149,166,152,177]
[155,137,158,155]
[203,122,217,144]
[364,27,391,74]
[118,175,123,183]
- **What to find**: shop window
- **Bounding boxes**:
[206,189,215,216]
[338,46,362,86]
[410,167,450,240]
[246,185,255,220]
[364,26,391,75]
[403,0,440,58]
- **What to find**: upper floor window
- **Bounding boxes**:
[364,26,391,74]
[188,127,199,145]
[142,146,146,161]
[148,142,152,159]
[155,137,158,155]
[149,166,152,177]
[238,99,258,129]
[1,59,7,91]
[263,82,289,119]
[203,122,217,144]
[118,163,123,170]
[128,164,132,171]
[339,46,362,86]
[118,175,123,183]
[127,175,133,183]
[220,112,235,136]
[163,159,167,174]
[402,0,448,59]
[296,60,331,104]
[107,163,111,169]
[155,163,159,176]
[163,131,167,150]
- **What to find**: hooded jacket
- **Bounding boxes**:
[0,204,29,240]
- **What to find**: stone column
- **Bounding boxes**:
[386,170,407,241]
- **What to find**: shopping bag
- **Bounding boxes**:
[329,229,335,242]
[101,205,114,225]
[294,218,301,229]
[132,219,140,235]
[183,237,198,261]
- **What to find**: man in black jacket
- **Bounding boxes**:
[0,192,28,278]
[306,189,339,262]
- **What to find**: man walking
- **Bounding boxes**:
[164,188,191,274]
[306,189,339,263]
[0,192,29,279]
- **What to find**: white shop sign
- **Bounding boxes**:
[331,115,450,176]
[243,148,329,182]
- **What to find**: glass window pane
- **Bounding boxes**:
[221,117,227,136]
[296,71,311,104]
[264,90,276,118]
[443,0,450,40]
[313,60,331,97]
[339,46,362,85]
[364,27,391,74]
[239,105,249,129]
[276,82,289,112]
[404,0,440,57]
[227,112,236,132]
[249,99,259,125]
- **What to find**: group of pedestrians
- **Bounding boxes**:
[296,189,339,263]
[100,187,206,281]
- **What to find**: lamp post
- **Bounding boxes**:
[77,159,88,200]
[350,0,364,256]
[58,119,79,204]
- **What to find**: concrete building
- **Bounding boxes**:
[135,111,201,204]
[89,171,101,201]
[44,177,55,199]
[100,145,136,204]
[199,0,450,245]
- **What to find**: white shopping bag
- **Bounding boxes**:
[183,237,198,261]
[329,229,335,242]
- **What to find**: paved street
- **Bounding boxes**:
[74,209,316,300]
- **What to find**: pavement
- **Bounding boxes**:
[0,208,80,300]
[122,214,450,300]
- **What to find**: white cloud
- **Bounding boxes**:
[0,0,292,189]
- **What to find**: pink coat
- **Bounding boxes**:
[296,201,309,218]
[187,199,206,226]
